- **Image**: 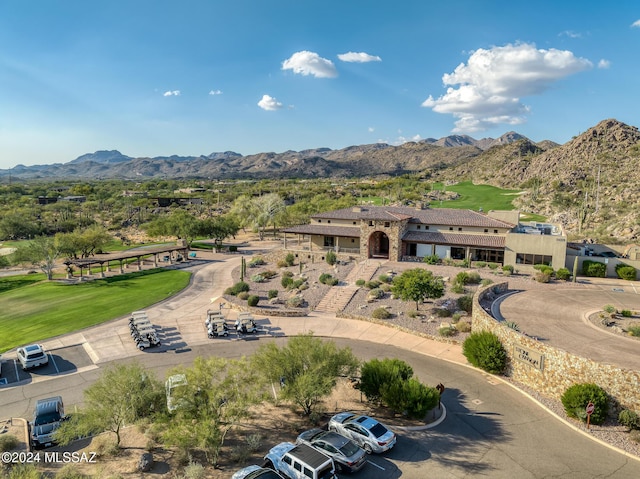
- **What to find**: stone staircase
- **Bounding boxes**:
[314,259,386,313]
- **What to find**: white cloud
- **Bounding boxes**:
[422,42,593,133]
[163,90,181,97]
[632,19,640,28]
[598,59,611,69]
[208,89,223,95]
[559,30,582,39]
[368,127,375,132]
[394,134,422,145]
[257,94,283,111]
[282,51,338,78]
[338,51,382,63]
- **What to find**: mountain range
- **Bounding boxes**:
[1,119,639,243]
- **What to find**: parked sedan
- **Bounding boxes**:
[328,412,396,454]
[16,344,49,370]
[296,428,367,473]
[231,465,285,479]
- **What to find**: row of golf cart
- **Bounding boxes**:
[129,311,162,350]
[205,309,259,338]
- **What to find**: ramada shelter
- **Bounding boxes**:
[282,205,567,271]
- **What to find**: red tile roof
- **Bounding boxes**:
[282,225,361,237]
[402,231,506,248]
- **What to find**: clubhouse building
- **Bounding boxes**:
[282,205,567,271]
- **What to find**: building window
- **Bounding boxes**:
[351,238,355,243]
[327,220,331,223]
[416,225,421,230]
[515,253,552,265]
[425,225,429,230]
[484,229,488,233]
[407,243,417,256]
[368,220,374,227]
[353,221,357,225]
[318,220,322,223]
[494,229,498,233]
[323,236,335,248]
[449,227,453,231]
[384,222,390,227]
[451,247,465,260]
[458,227,462,231]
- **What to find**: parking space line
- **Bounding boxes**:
[367,460,385,471]
[49,353,60,374]
[12,359,19,381]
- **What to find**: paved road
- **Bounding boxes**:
[3,251,640,478]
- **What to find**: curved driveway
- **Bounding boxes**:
[498,285,640,371]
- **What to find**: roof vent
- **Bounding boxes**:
[352,206,362,213]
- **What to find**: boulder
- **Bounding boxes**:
[138,452,153,472]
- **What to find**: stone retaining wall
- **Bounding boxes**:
[473,283,640,412]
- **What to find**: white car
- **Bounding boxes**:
[16,344,49,370]
[328,412,396,453]
[231,465,285,479]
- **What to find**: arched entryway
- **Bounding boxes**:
[369,231,390,259]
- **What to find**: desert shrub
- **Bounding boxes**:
[487,262,499,270]
[325,250,337,265]
[381,378,439,419]
[183,461,206,479]
[298,282,309,291]
[616,264,637,281]
[463,331,507,374]
[450,282,465,294]
[228,245,238,253]
[583,260,606,277]
[534,272,551,283]
[0,434,19,452]
[457,295,473,314]
[454,321,472,333]
[438,326,457,337]
[359,358,414,402]
[371,307,391,319]
[505,321,520,332]
[481,278,493,286]
[365,280,381,289]
[628,324,640,337]
[282,270,294,278]
[262,270,278,279]
[534,264,554,275]
[245,433,263,452]
[621,309,632,317]
[560,383,609,425]
[380,283,391,292]
[452,312,463,322]
[423,254,440,265]
[466,272,481,284]
[284,253,295,267]
[237,291,250,300]
[281,276,293,288]
[368,288,385,299]
[277,259,288,268]
[326,277,339,286]
[475,261,487,268]
[319,273,332,284]
[461,258,471,268]
[355,279,365,286]
[54,464,90,479]
[247,295,260,307]
[268,290,278,299]
[618,409,640,430]
[502,264,514,275]
[292,278,307,289]
[454,271,469,285]
[250,273,266,283]
[225,281,250,296]
[286,295,305,308]
[249,257,265,268]
[434,308,452,317]
[378,274,392,283]
[603,304,616,314]
[556,268,571,281]
[407,310,419,318]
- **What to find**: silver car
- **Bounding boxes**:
[296,428,367,473]
[16,344,49,370]
[328,412,396,454]
[231,465,286,479]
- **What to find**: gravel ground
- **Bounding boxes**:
[225,256,640,458]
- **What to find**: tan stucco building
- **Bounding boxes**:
[283,205,567,271]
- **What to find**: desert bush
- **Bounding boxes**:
[286,295,305,308]
[603,304,616,314]
[583,260,606,277]
[480,278,493,286]
[454,321,472,333]
[505,321,520,332]
[452,312,463,322]
[282,270,294,278]
[277,259,288,268]
[621,309,632,317]
[534,264,554,275]
[250,273,266,283]
[502,264,514,275]
[368,288,385,299]
[561,383,609,425]
[281,276,293,288]
[534,272,551,283]
[463,331,507,374]
[262,270,278,279]
[457,295,473,314]
[298,282,309,290]
[380,283,391,292]
[237,292,250,300]
[467,272,481,284]
[487,262,499,270]
[292,278,307,289]
[247,295,260,307]
[378,274,392,283]
[359,358,413,402]
[225,281,250,296]
[556,268,571,281]
[371,307,392,319]
[284,253,295,267]
[326,277,339,286]
[249,257,265,268]
[54,464,90,479]
[407,310,419,318]
[475,261,487,268]
[628,324,640,337]
[438,326,457,337]
[183,461,206,479]
[381,378,439,419]
[245,433,263,452]
[423,254,440,265]
[454,271,469,285]
[355,279,365,286]
[268,289,278,299]
[616,264,637,281]
[618,409,640,430]
[450,282,465,294]
[364,280,381,289]
[92,435,121,457]
[434,308,452,317]
[319,273,332,284]
[0,434,19,452]
[325,250,337,265]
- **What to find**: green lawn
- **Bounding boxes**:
[430,181,524,211]
[0,269,191,353]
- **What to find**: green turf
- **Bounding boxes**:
[429,181,531,213]
[0,269,191,353]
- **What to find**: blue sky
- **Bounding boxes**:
[1,0,639,169]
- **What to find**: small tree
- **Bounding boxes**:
[325,250,337,266]
[360,358,413,403]
[13,236,62,280]
[391,268,444,310]
[463,331,507,374]
[616,264,637,281]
